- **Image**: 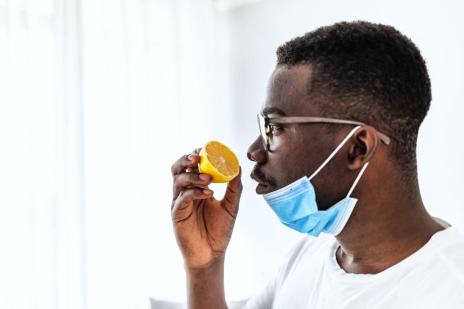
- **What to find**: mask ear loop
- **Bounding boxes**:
[308,126,362,181]
[346,162,369,198]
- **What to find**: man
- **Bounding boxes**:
[170,21,464,308]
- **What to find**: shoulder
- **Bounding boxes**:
[433,227,464,284]
[417,228,464,306]
[415,226,464,301]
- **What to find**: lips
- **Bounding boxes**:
[250,167,269,185]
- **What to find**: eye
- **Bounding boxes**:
[269,124,283,135]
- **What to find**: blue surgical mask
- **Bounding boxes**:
[263,126,369,237]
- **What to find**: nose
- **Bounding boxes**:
[247,136,267,164]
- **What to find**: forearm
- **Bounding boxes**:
[186,257,227,309]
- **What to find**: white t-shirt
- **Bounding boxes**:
[244,226,464,309]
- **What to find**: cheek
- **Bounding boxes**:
[268,127,331,187]
[269,140,312,187]
[273,131,328,184]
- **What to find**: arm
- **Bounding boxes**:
[186,257,227,309]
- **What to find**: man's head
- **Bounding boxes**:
[248,21,431,208]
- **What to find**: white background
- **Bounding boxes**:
[0,0,463,308]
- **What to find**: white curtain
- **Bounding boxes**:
[0,0,84,308]
[0,0,232,308]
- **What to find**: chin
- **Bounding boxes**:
[255,183,274,195]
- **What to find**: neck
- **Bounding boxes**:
[335,170,445,274]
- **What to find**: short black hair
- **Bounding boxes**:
[276,21,431,175]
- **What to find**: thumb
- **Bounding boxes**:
[221,167,243,218]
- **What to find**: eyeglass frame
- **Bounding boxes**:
[257,113,391,151]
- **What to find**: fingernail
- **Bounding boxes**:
[203,189,213,194]
[199,174,211,181]
[187,155,195,161]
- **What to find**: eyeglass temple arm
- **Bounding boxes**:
[270,116,391,145]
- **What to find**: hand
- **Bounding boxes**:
[171,149,243,269]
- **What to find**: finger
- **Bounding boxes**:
[186,167,199,173]
[221,167,243,218]
[171,154,200,176]
[173,173,212,199]
[185,149,202,173]
[171,188,214,213]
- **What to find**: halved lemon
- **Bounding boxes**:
[198,140,240,183]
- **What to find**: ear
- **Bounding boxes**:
[346,126,380,170]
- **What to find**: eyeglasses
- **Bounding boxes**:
[257,113,391,151]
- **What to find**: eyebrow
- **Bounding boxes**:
[261,106,286,116]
